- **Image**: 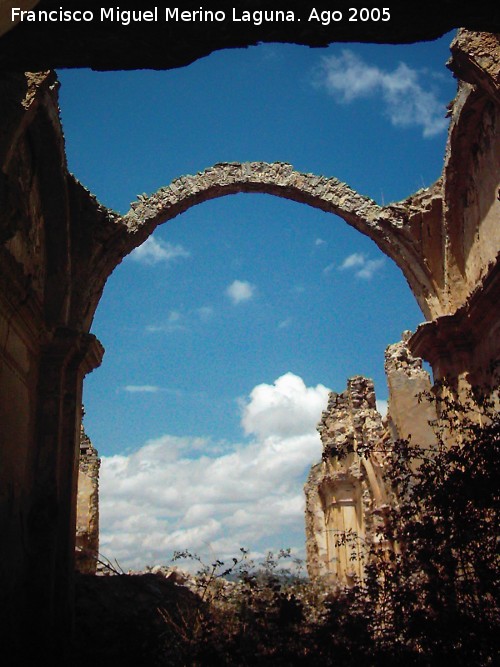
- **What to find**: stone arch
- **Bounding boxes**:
[86,161,442,327]
[1,25,499,659]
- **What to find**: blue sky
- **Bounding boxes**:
[58,32,457,569]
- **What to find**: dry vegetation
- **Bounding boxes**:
[75,385,500,666]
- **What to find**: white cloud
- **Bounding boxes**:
[277,317,292,330]
[241,373,329,439]
[315,50,448,138]
[98,373,330,570]
[124,385,161,394]
[197,306,214,321]
[322,262,335,276]
[338,252,385,280]
[315,238,326,246]
[339,253,365,270]
[146,306,215,334]
[130,236,190,266]
[146,310,185,333]
[356,258,385,280]
[226,279,256,304]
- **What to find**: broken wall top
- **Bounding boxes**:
[318,376,386,462]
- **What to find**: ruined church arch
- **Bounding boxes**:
[85,161,442,329]
[1,22,499,657]
[85,183,419,580]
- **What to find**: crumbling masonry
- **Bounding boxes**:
[304,335,438,583]
[305,376,390,584]
[0,6,499,657]
[75,424,100,575]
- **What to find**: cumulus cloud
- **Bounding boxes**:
[130,236,190,266]
[314,50,448,138]
[98,373,330,570]
[339,252,385,280]
[226,280,256,304]
[241,373,329,439]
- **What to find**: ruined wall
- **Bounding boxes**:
[385,332,437,449]
[75,424,100,575]
[0,23,498,658]
[305,377,390,584]
[305,337,438,583]
[0,70,105,654]
[407,31,500,389]
[0,71,61,634]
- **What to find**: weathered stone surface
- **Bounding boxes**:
[305,377,391,585]
[385,332,437,450]
[410,259,500,391]
[440,33,500,314]
[305,336,443,584]
[449,31,500,103]
[115,161,441,319]
[0,26,499,658]
[75,422,100,575]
